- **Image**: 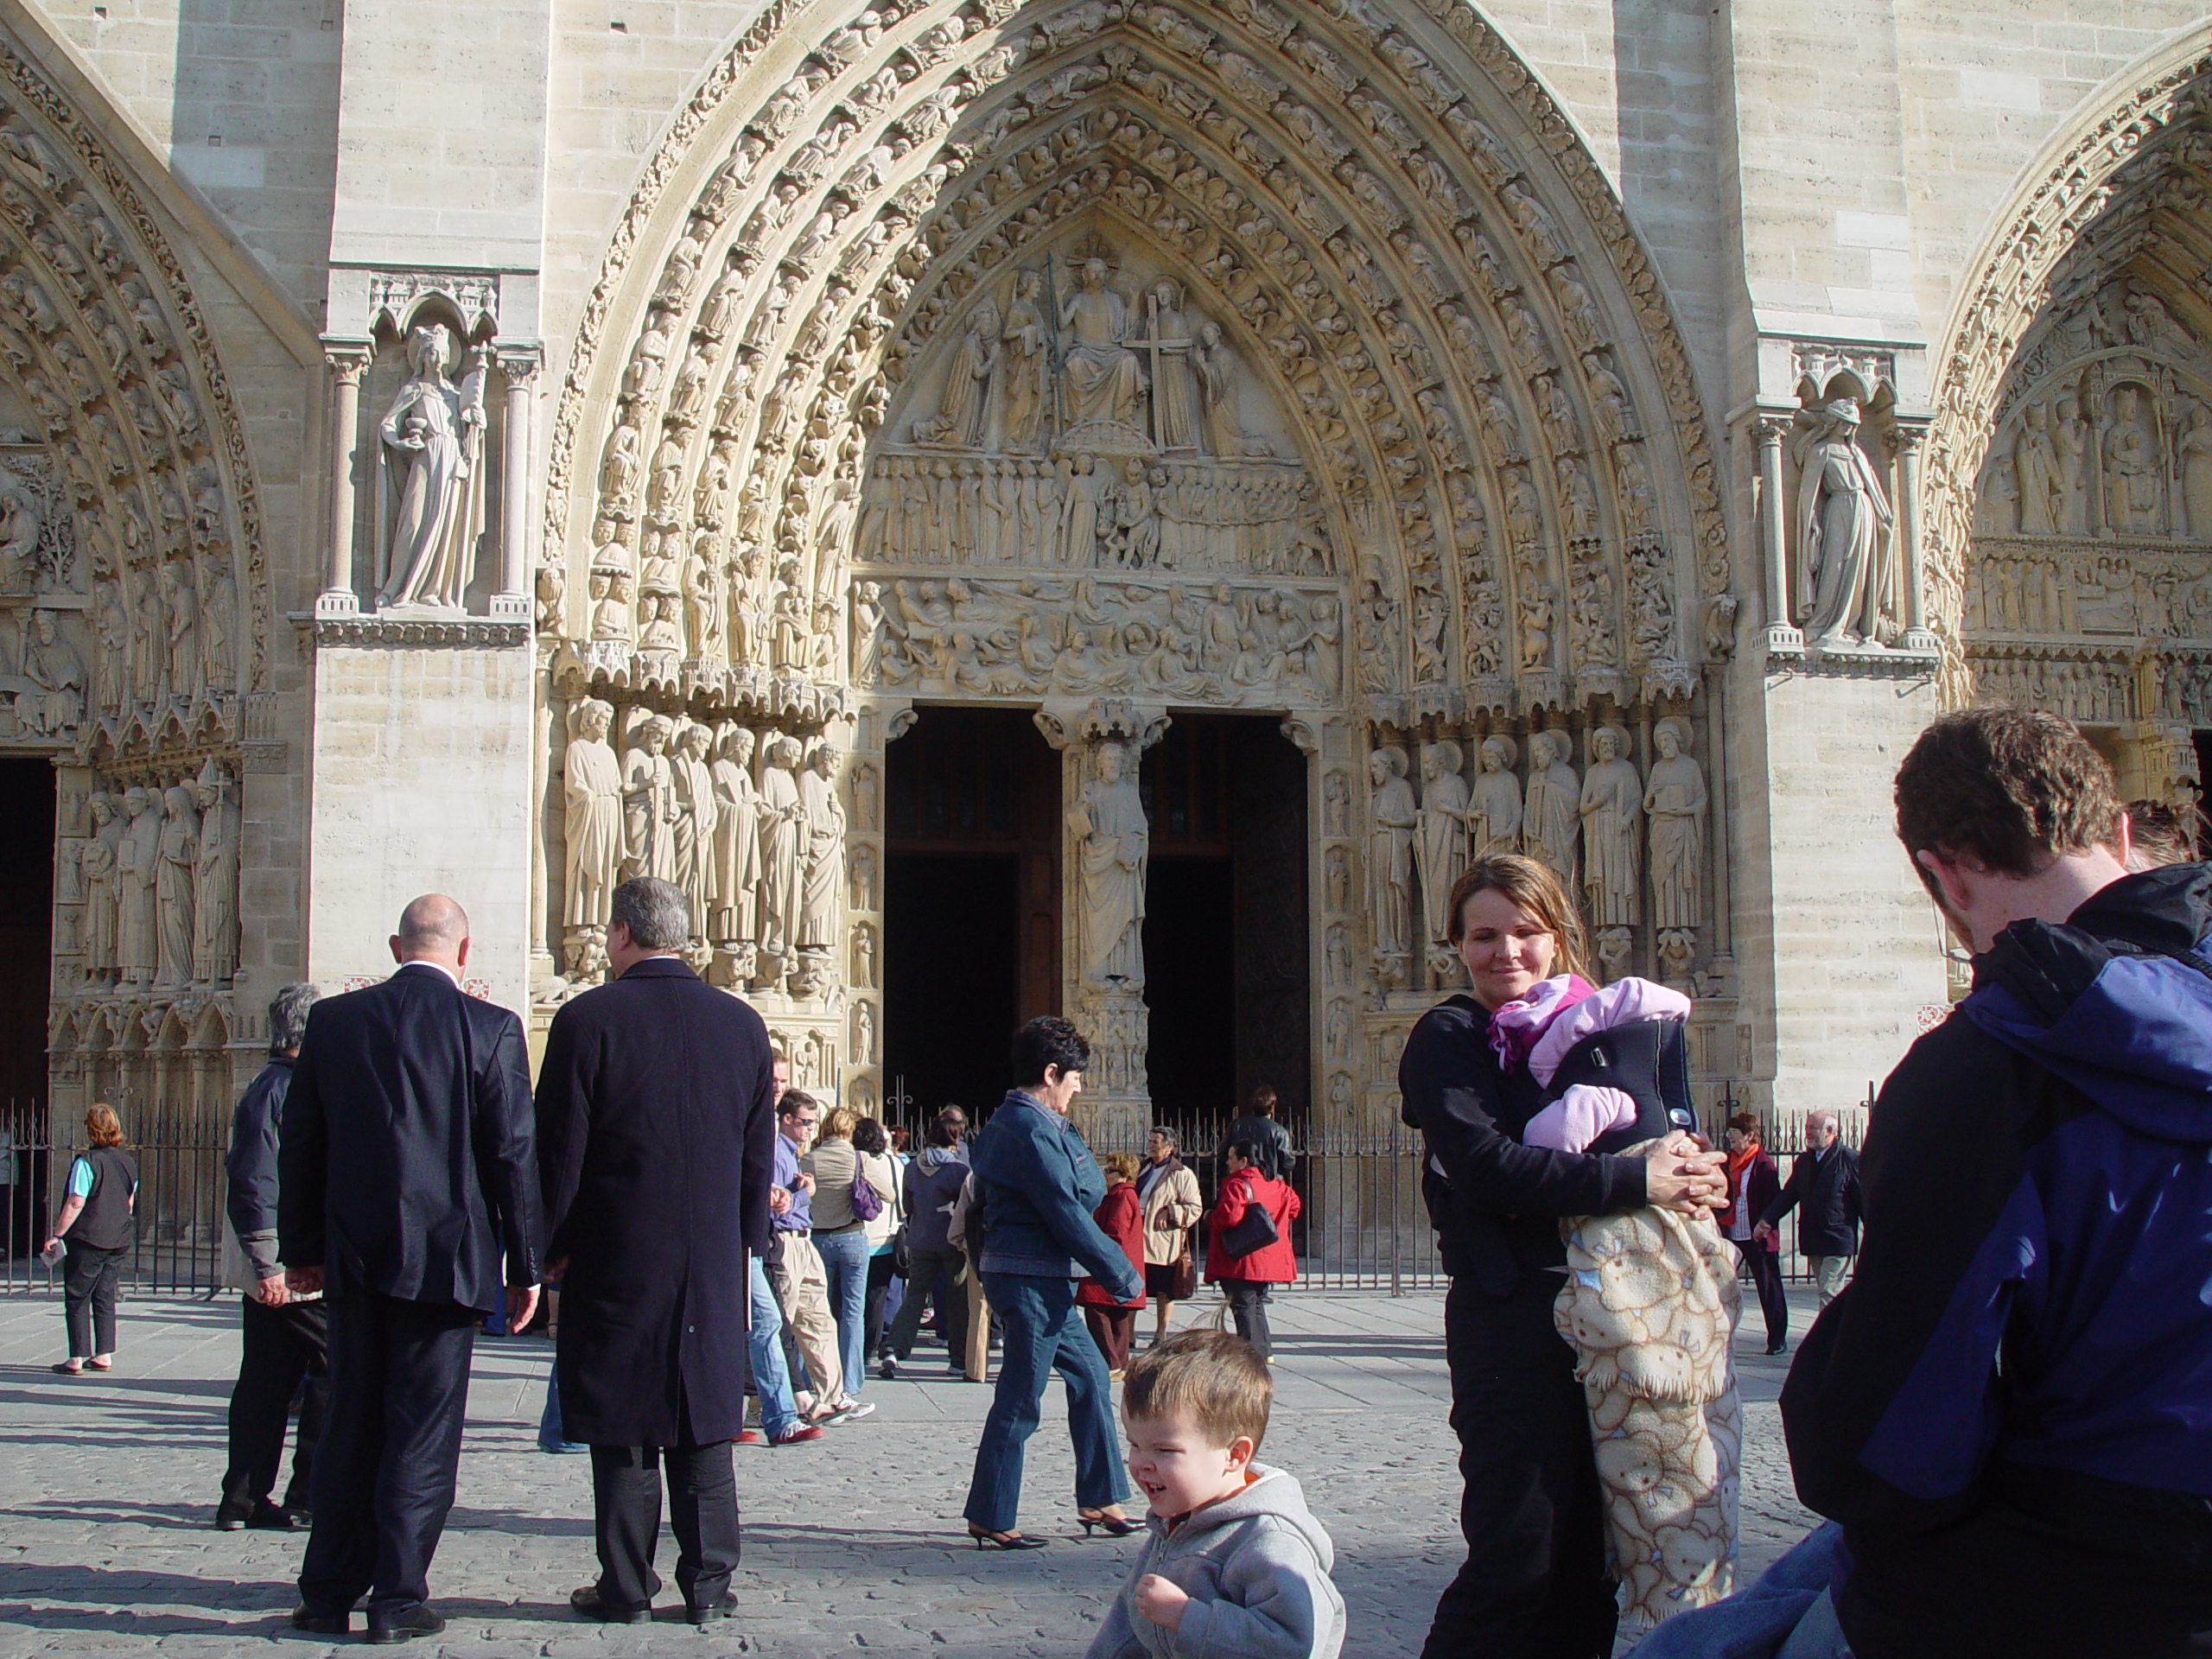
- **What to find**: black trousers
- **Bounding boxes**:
[1222,1281,1274,1357]
[222,1295,330,1513]
[300,1293,479,1616]
[1737,1241,1789,1348]
[589,1441,740,1610]
[1424,1274,1616,1659]
[863,1249,897,1359]
[62,1242,126,1358]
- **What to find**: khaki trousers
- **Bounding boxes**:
[769,1233,847,1411]
[1809,1254,1853,1307]
[963,1244,990,1382]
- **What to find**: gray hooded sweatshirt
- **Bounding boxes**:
[1085,1464,1345,1659]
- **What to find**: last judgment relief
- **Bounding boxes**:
[540,0,1732,1118]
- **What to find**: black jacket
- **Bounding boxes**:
[1398,995,1646,1295]
[534,957,777,1446]
[225,1057,294,1280]
[1758,1141,1861,1257]
[1222,1114,1294,1183]
[278,963,542,1315]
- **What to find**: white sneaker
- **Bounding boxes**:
[822,1400,876,1424]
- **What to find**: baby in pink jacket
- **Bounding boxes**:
[1488,974,1694,1152]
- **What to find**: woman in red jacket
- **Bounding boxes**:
[1077,1153,1146,1378]
[1720,1112,1788,1354]
[1205,1138,1300,1359]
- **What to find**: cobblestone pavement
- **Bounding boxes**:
[0,1285,1821,1656]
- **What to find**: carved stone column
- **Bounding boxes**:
[1036,697,1168,1154]
[1890,423,1938,652]
[493,349,539,622]
[318,347,368,618]
[1753,416,1802,654]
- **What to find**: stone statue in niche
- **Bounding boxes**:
[1323,768,1351,837]
[1144,279,1198,452]
[1367,747,1417,982]
[563,698,624,963]
[1643,717,1706,935]
[17,608,83,736]
[2053,391,2089,532]
[1579,726,1641,931]
[710,724,761,955]
[852,1000,875,1067]
[1414,741,1471,952]
[851,761,880,834]
[798,742,845,961]
[1794,398,1893,647]
[755,733,805,984]
[81,791,119,983]
[0,465,38,590]
[849,842,878,911]
[672,722,719,938]
[621,714,678,882]
[851,921,875,990]
[376,324,488,611]
[2101,385,2164,535]
[1059,257,1146,435]
[2178,405,2212,541]
[912,299,998,448]
[200,556,236,693]
[191,760,238,985]
[2013,404,2063,535]
[162,560,200,706]
[1000,270,1048,450]
[1469,734,1522,857]
[154,783,199,989]
[1070,739,1149,988]
[117,785,157,988]
[1522,729,1579,887]
[1325,997,1351,1061]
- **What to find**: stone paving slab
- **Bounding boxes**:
[0,1286,1821,1656]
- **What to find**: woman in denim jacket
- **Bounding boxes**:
[961,1016,1147,1549]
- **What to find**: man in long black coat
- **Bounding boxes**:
[279,895,542,1643]
[535,875,777,1627]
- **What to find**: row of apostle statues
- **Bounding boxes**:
[1362,717,1707,988]
[560,697,843,997]
[74,759,240,993]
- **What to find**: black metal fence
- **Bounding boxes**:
[0,1116,229,1297]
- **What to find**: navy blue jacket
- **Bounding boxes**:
[279,963,542,1315]
[901,1145,969,1255]
[969,1090,1142,1300]
[1783,865,2212,1654]
[535,956,776,1446]
[1758,1140,1860,1257]
[225,1056,294,1280]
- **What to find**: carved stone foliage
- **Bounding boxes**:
[0,52,260,766]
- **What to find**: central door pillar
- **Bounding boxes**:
[1037,697,1169,1154]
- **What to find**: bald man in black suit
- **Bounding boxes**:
[280,895,543,1643]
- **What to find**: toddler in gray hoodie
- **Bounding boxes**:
[1086,1329,1345,1659]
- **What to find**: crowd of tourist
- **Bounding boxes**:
[31,706,2212,1657]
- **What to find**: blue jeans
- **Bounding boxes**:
[813,1226,871,1403]
[963,1272,1126,1533]
[1626,1523,1851,1659]
[747,1256,800,1440]
[537,1361,586,1453]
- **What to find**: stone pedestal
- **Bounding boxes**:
[303,620,536,1010]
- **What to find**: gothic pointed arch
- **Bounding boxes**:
[1930,29,2212,809]
[537,0,1740,1114]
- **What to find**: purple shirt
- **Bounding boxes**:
[772,1133,811,1231]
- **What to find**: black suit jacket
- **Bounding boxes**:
[534,956,777,1446]
[1759,1141,1862,1257]
[278,963,542,1315]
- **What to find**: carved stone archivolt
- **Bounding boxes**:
[532,0,1744,1111]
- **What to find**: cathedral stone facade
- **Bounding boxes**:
[4,0,2210,1157]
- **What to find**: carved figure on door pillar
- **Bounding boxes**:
[1794,398,1892,646]
[673,722,720,938]
[1643,717,1706,934]
[1059,257,1146,434]
[755,733,805,983]
[622,714,678,882]
[1071,738,1150,988]
[118,785,157,987]
[1325,843,1349,912]
[798,742,845,957]
[710,724,761,950]
[1522,729,1579,887]
[852,1000,875,1067]
[81,791,118,983]
[191,759,238,985]
[376,324,487,610]
[849,841,878,910]
[1469,734,1522,856]
[154,784,198,988]
[1579,726,1641,930]
[1415,741,1471,952]
[1367,747,1417,982]
[563,698,624,950]
[1323,767,1351,836]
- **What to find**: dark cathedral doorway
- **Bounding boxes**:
[0,760,52,1256]
[1141,716,1309,1135]
[883,709,1060,1126]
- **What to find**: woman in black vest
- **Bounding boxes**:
[1398,856,1723,1658]
[43,1103,139,1376]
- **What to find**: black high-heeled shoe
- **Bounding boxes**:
[968,1523,1047,1550]
[1077,1509,1140,1537]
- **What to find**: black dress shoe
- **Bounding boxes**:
[1764,1341,1787,1356]
[688,1592,739,1627]
[214,1503,250,1531]
[288,1605,348,1636]
[570,1586,653,1624]
[364,1605,444,1644]
[245,1500,301,1530]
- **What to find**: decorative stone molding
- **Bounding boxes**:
[302,614,534,649]
[367,270,502,337]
